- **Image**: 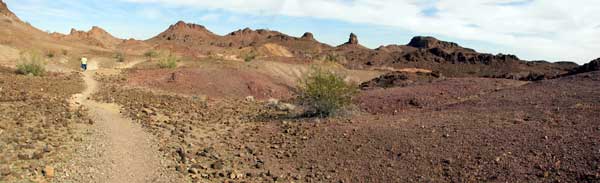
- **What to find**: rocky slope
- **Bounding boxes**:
[0,67,92,182]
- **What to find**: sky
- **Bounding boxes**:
[5,0,600,64]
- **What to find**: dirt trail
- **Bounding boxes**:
[62,60,184,182]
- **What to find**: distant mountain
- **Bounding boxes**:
[146,21,331,59]
[0,0,584,80]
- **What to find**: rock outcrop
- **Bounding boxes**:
[408,36,475,52]
[0,0,17,19]
[62,26,122,48]
[301,32,315,41]
[360,71,441,89]
[347,33,359,45]
[339,35,576,80]
[570,58,600,75]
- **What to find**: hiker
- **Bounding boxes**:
[81,56,88,71]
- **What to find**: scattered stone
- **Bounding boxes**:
[442,158,453,164]
[245,96,255,102]
[0,165,11,176]
[43,144,53,153]
[176,147,187,163]
[142,107,156,116]
[200,173,209,179]
[188,167,199,174]
[17,151,34,160]
[277,103,296,112]
[175,164,185,173]
[42,166,55,178]
[267,98,279,108]
[211,160,224,170]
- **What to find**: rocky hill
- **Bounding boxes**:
[148,21,218,45]
[336,35,578,80]
[146,21,331,59]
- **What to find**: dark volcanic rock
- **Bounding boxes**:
[407,36,475,52]
[301,32,315,41]
[347,33,359,45]
[360,71,441,89]
[340,36,575,80]
[570,58,600,75]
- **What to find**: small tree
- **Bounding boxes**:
[16,51,46,76]
[144,50,159,61]
[158,53,178,69]
[298,68,357,117]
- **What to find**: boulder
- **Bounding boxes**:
[267,98,279,108]
[245,96,256,102]
[277,103,297,112]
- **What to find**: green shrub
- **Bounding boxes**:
[114,52,125,62]
[298,68,357,117]
[16,52,46,76]
[244,52,257,62]
[323,53,343,63]
[144,50,159,61]
[158,54,178,69]
[46,51,55,58]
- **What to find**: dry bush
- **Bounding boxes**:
[16,51,46,76]
[144,50,159,61]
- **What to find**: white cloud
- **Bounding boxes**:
[137,7,163,20]
[199,13,220,22]
[122,0,599,63]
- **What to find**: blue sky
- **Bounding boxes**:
[5,0,600,64]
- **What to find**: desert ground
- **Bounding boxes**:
[0,1,599,182]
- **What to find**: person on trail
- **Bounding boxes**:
[81,56,88,71]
